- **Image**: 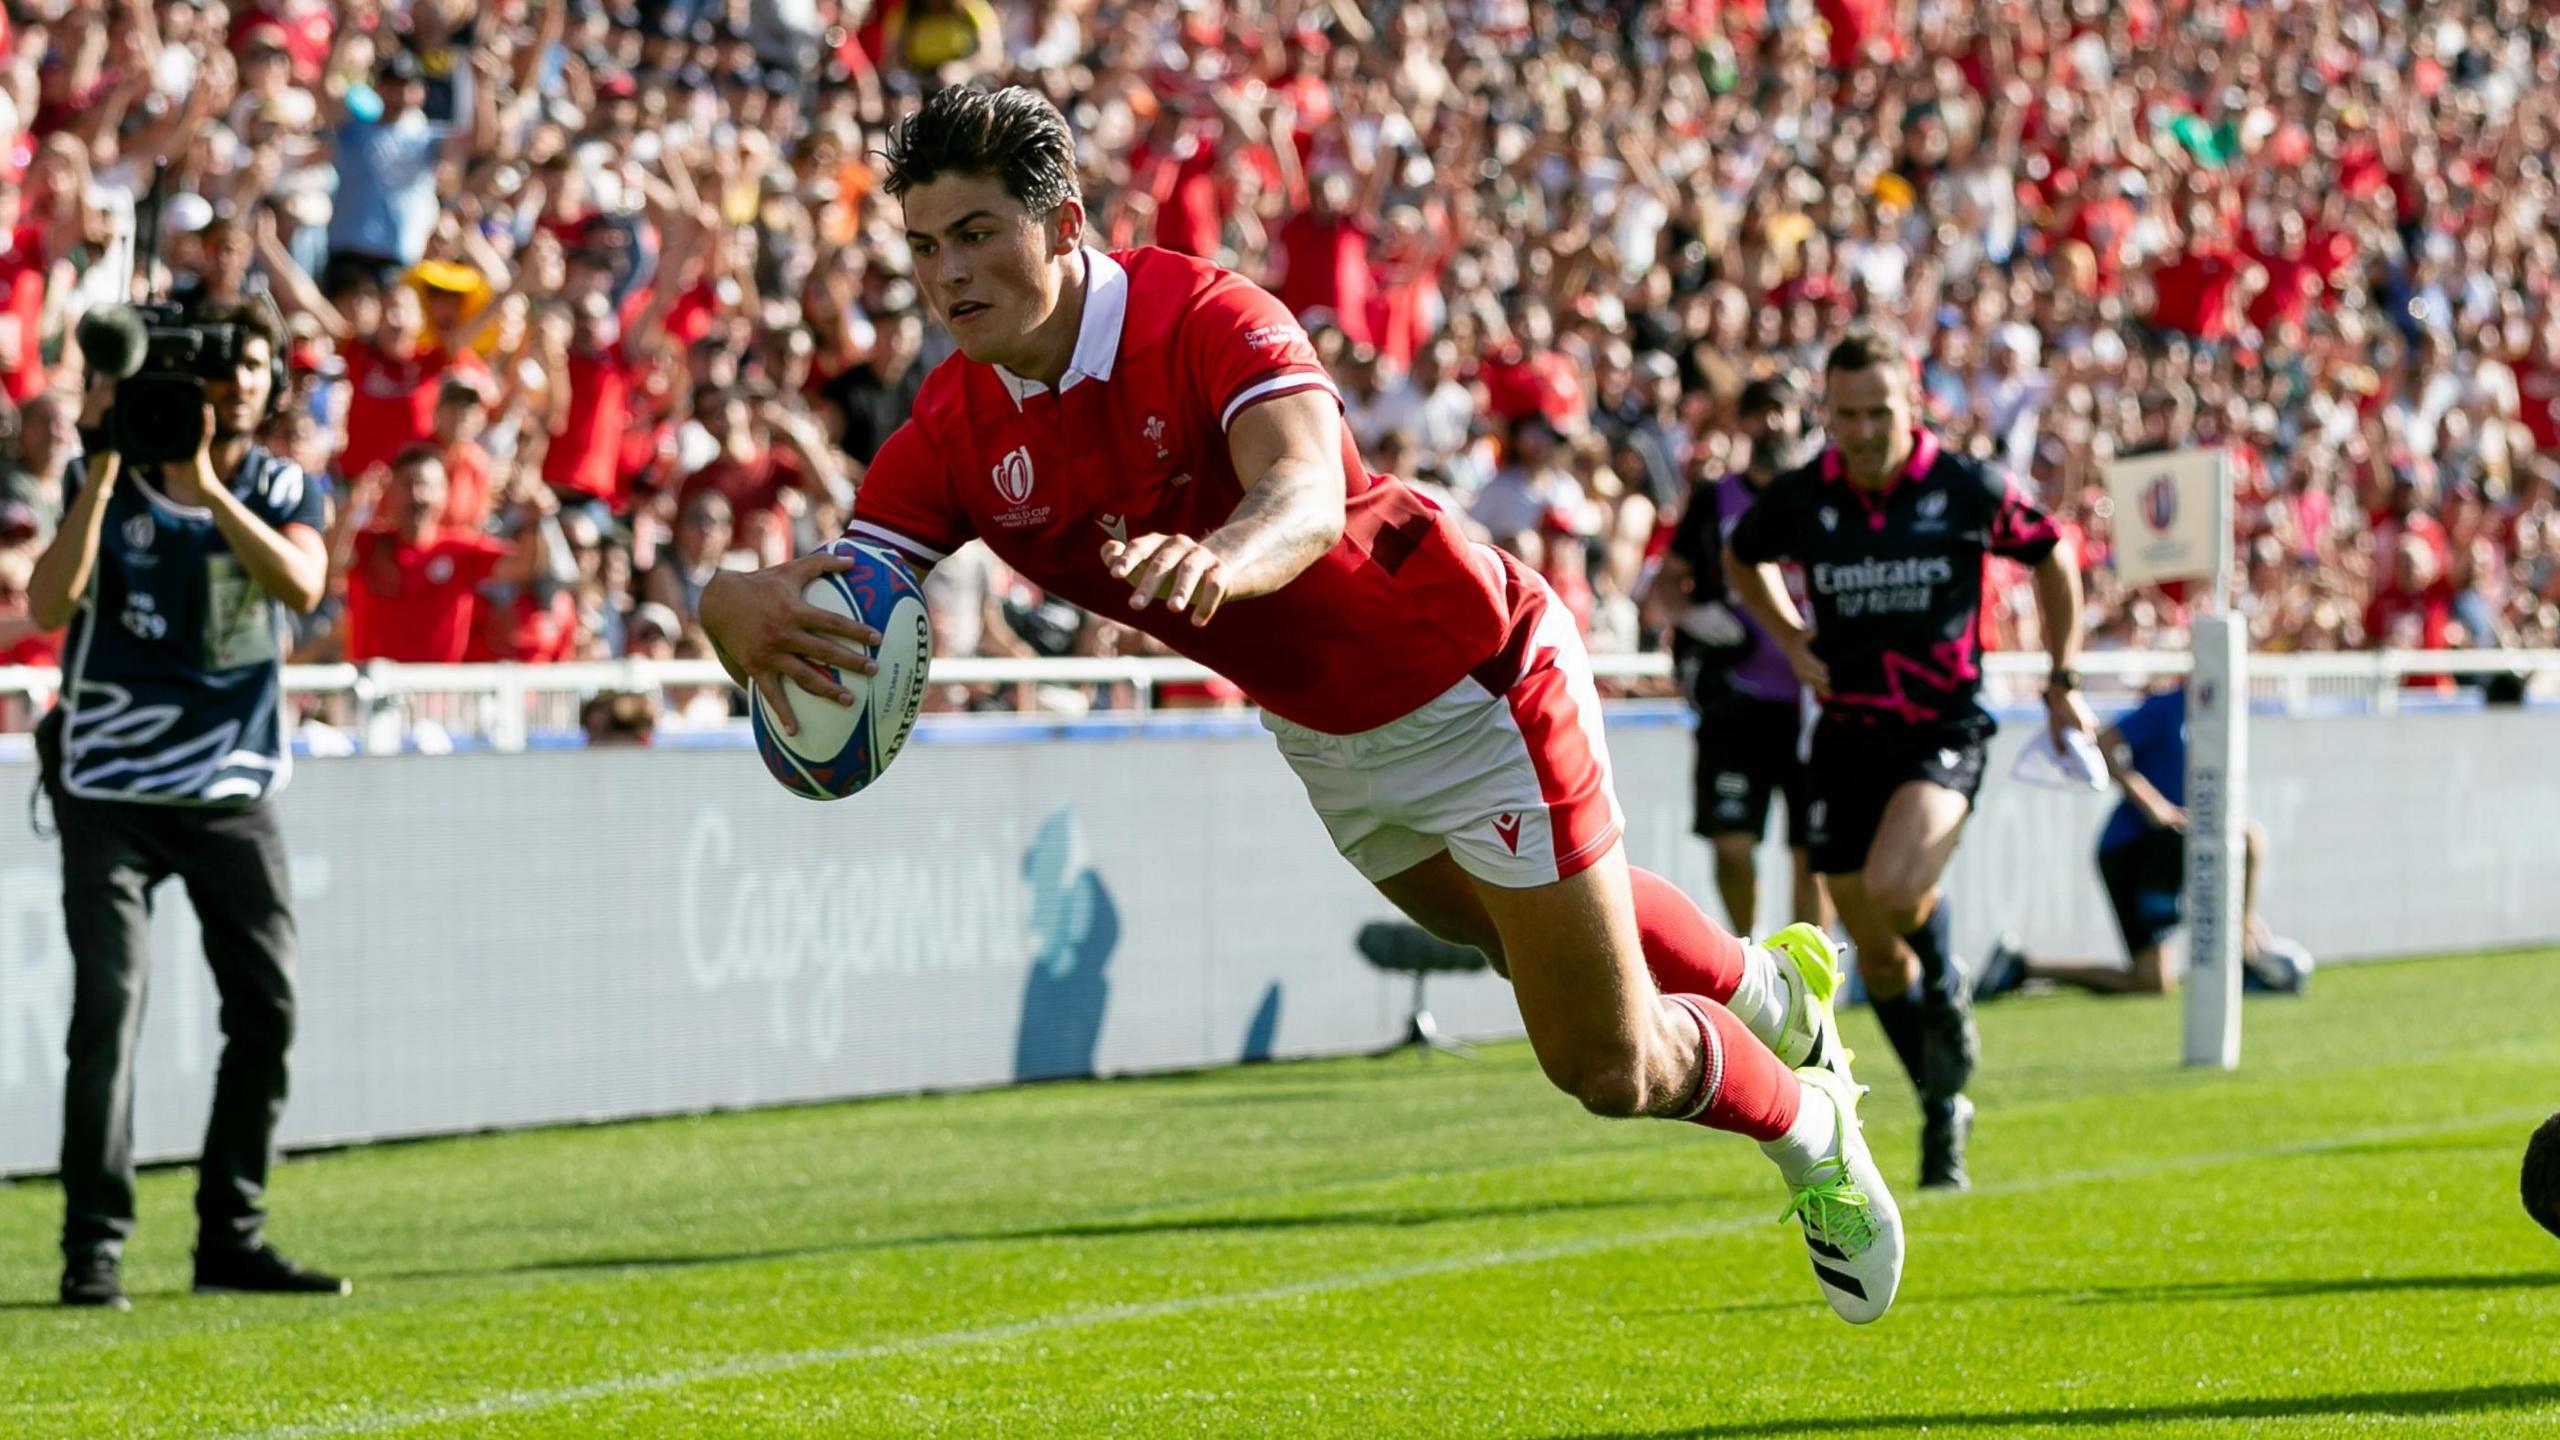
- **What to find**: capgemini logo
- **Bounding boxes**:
[676,804,1112,1065]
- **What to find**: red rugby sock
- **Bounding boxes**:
[1630,866,1749,1003]
[1664,995,1802,1142]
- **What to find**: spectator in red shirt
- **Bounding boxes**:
[462,472,583,668]
[336,285,484,481]
[543,232,690,513]
[337,446,550,663]
[0,545,53,733]
[1267,28,1333,135]
[431,373,495,532]
[2148,202,2265,343]
[2518,314,2560,457]
[229,0,334,89]
[1274,172,1380,347]
[530,152,601,254]
[1815,0,1905,70]
[2370,464,2454,593]
[0,183,48,406]
[542,289,644,511]
[1480,302,1588,435]
[458,464,582,667]
[2060,173,2142,296]
[2365,531,2456,687]
[0,546,57,671]
[675,390,851,564]
[2244,211,2324,337]
[1129,111,1235,262]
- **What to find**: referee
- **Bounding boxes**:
[1725,328,2093,1190]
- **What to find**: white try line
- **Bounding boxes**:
[226,1105,2548,1440]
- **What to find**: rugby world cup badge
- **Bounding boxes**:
[992,446,1036,506]
[2142,475,2178,532]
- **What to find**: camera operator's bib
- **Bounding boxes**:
[55,447,325,806]
[203,556,282,670]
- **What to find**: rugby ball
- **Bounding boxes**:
[748,540,933,800]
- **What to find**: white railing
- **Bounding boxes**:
[0,648,2551,753]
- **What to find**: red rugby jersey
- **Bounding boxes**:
[847,247,1519,734]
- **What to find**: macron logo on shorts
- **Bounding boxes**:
[1493,813,1524,853]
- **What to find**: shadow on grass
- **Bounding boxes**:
[387,1193,1670,1281]
[1633,1269,2560,1320]
[2062,1270,2560,1305]
[1547,1382,2560,1437]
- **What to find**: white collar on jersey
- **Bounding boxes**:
[994,247,1128,408]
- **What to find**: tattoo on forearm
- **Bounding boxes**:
[1215,464,1337,593]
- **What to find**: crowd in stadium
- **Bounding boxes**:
[0,0,2555,727]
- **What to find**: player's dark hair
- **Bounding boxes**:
[1823,326,1910,378]
[2526,1112,2560,1241]
[880,85,1082,215]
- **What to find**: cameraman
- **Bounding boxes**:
[25,302,346,1309]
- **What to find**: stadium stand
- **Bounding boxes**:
[0,0,2553,731]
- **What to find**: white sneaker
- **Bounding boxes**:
[1764,924,1856,1089]
[1773,1066,1905,1324]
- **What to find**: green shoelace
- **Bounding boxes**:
[1780,1156,1878,1255]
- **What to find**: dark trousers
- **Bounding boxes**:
[52,788,298,1262]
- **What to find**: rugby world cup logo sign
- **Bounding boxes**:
[2142,474,2178,532]
[992,446,1036,507]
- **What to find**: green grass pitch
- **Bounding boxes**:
[3,949,2557,1438]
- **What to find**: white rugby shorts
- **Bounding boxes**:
[1262,555,1624,890]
